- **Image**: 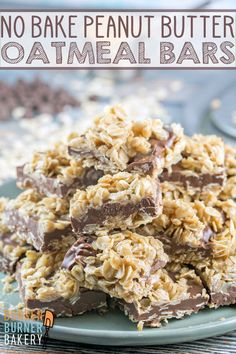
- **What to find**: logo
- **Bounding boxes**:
[42,310,55,349]
[2,302,55,348]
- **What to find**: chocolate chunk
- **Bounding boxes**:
[0,78,80,121]
[70,173,162,235]
[68,107,184,176]
[156,226,215,262]
[126,129,176,176]
[116,286,207,327]
[160,134,226,194]
[62,236,96,270]
[4,190,75,252]
[69,127,178,177]
[62,230,168,304]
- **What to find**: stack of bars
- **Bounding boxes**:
[1,105,236,329]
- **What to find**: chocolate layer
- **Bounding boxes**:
[155,226,214,261]
[17,165,103,198]
[16,266,107,317]
[25,290,107,317]
[5,209,73,252]
[211,286,236,307]
[160,163,225,190]
[116,279,208,327]
[71,194,161,235]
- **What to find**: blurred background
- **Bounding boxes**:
[0,0,236,186]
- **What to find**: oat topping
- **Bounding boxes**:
[21,141,85,186]
[71,172,158,216]
[182,135,225,175]
[68,230,168,303]
[20,249,79,302]
[68,105,185,175]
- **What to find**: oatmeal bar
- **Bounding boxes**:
[68,105,185,175]
[17,141,103,198]
[115,263,208,328]
[70,172,162,234]
[4,190,75,252]
[17,249,107,316]
[62,230,168,303]
[0,230,31,274]
[160,135,225,196]
[138,198,236,263]
[192,256,236,307]
[0,198,31,273]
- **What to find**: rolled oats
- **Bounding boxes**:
[63,230,168,303]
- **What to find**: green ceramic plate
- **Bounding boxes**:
[1,181,236,346]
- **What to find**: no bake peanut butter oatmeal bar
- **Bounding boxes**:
[0,198,31,274]
[160,134,226,197]
[70,172,162,234]
[68,106,185,176]
[62,230,168,303]
[3,190,75,252]
[17,249,107,316]
[114,263,209,329]
[17,141,103,198]
[1,105,236,328]
[138,197,236,263]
